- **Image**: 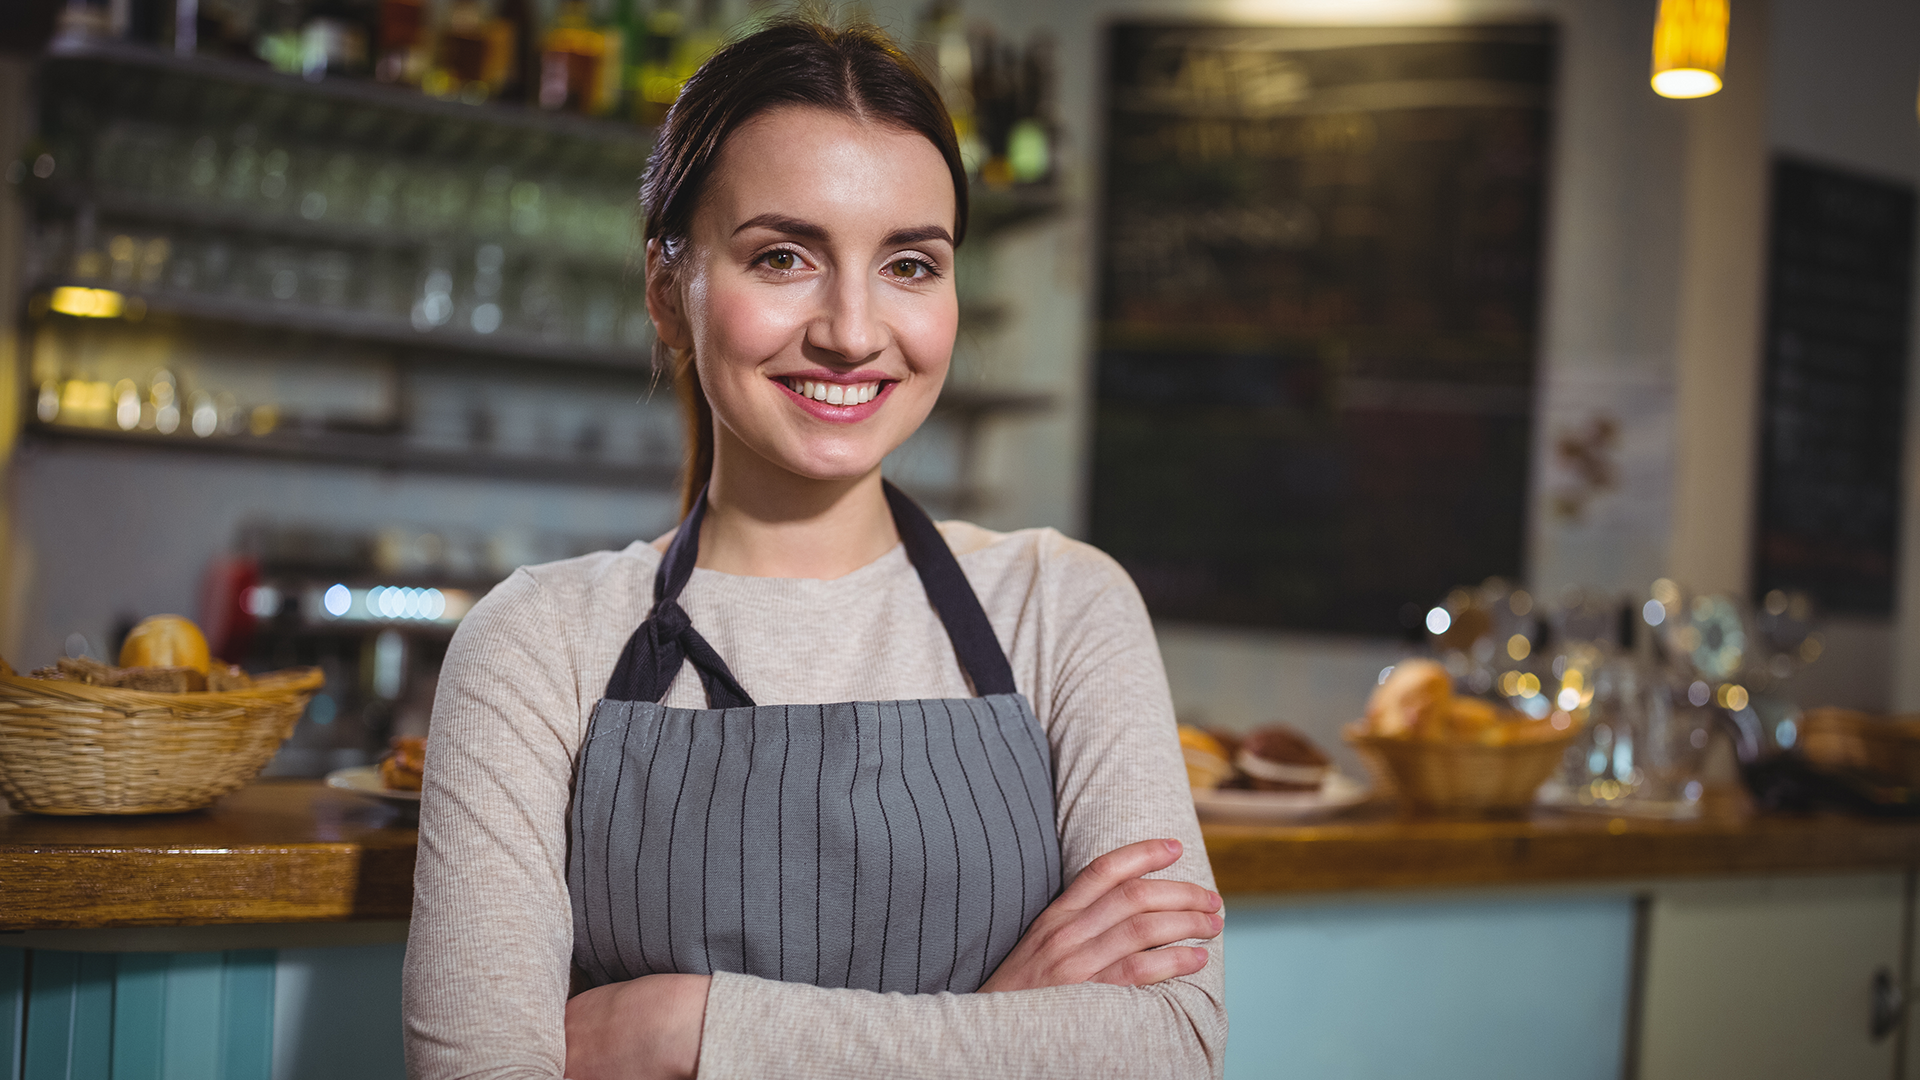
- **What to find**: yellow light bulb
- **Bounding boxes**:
[1652,68,1723,99]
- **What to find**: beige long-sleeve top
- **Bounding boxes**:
[402,520,1227,1079]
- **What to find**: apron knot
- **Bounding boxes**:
[607,595,755,708]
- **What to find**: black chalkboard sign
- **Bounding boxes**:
[1090,22,1554,634]
[1754,158,1916,615]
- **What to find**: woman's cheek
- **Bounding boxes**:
[701,282,802,369]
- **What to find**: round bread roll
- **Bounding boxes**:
[1366,658,1452,736]
[119,615,212,675]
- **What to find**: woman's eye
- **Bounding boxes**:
[890,258,930,279]
[763,250,798,271]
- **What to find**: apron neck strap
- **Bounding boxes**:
[603,481,1016,704]
[882,480,1017,696]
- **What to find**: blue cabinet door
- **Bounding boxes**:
[1222,894,1636,1080]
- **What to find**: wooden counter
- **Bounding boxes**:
[0,779,415,931]
[9,780,1920,930]
[1204,803,1920,895]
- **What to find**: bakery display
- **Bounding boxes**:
[1364,660,1565,746]
[1349,662,1579,816]
[1182,721,1368,822]
[1,625,322,814]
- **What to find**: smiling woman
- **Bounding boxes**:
[401,18,1227,1080]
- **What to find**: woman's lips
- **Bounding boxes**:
[774,376,893,422]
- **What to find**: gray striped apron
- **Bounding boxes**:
[568,482,1062,994]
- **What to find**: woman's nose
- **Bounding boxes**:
[807,271,886,363]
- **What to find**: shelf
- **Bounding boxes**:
[33,285,653,374]
[27,385,1049,491]
[43,38,653,156]
[38,186,634,275]
[27,421,678,490]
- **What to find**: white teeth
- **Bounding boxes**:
[785,378,880,404]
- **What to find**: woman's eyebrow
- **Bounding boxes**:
[884,225,954,247]
[734,213,827,240]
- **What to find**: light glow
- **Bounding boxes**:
[1506,634,1531,661]
[1651,0,1728,99]
[323,583,352,617]
[49,286,125,318]
[1425,607,1451,635]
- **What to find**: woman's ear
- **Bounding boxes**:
[645,238,692,350]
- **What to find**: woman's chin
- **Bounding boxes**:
[777,453,889,485]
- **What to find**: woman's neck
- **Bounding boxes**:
[683,432,901,580]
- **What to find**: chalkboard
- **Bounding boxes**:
[1754,158,1916,615]
[1090,23,1554,634]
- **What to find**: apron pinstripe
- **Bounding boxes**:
[568,483,1062,994]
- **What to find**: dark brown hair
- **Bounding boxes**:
[642,17,970,517]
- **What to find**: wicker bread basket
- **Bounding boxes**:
[1346,722,1577,817]
[0,659,323,815]
[1800,708,1920,785]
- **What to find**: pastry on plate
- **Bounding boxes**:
[380,736,427,791]
[1178,725,1236,790]
[1236,725,1331,792]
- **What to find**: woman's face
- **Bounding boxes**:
[649,105,959,485]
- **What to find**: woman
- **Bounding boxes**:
[403,18,1226,1080]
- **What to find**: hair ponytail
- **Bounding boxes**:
[661,338,714,518]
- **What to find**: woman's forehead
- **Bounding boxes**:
[698,106,957,240]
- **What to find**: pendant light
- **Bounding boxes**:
[1650,0,1729,99]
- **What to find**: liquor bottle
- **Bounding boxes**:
[632,5,681,126]
[480,0,519,97]
[433,0,491,97]
[539,0,606,113]
[494,0,538,102]
[377,0,427,83]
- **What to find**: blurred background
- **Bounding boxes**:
[0,0,1914,788]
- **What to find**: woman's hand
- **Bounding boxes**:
[564,973,711,1080]
[978,838,1222,993]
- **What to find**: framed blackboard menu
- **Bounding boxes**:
[1089,22,1555,634]
[1754,158,1915,615]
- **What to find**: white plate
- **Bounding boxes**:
[1191,772,1370,823]
[325,764,421,804]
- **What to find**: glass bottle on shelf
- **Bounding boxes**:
[495,0,539,102]
[376,0,430,84]
[633,5,682,126]
[430,0,493,100]
[539,0,609,115]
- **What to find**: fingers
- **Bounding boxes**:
[1055,838,1186,911]
[1076,878,1221,940]
[1080,907,1221,973]
[1033,906,1221,988]
[1089,945,1213,988]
